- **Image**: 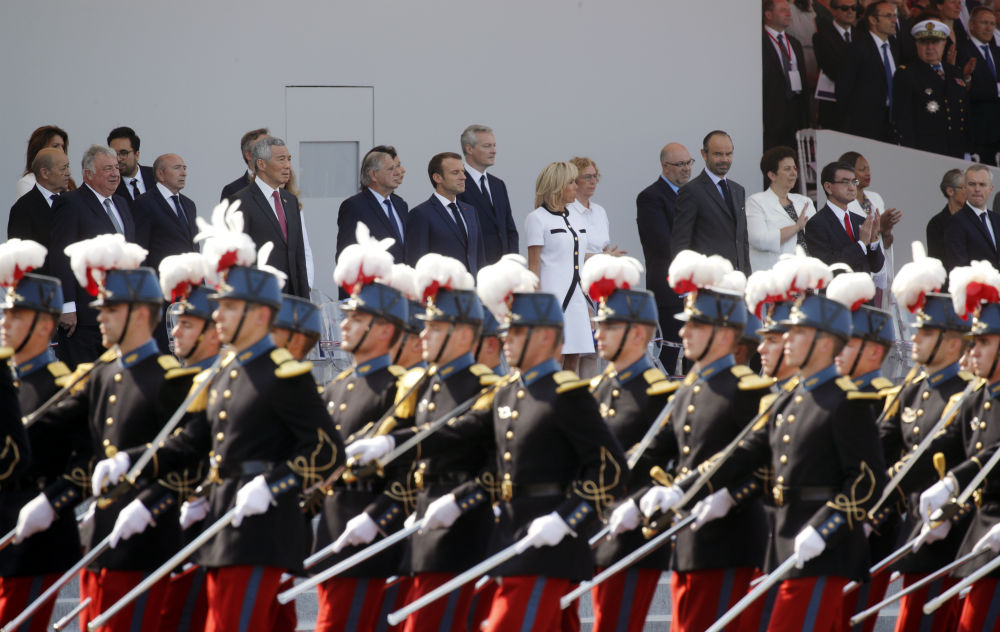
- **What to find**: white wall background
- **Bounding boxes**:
[0,0,763,298]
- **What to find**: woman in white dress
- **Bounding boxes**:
[525,161,594,372]
[745,146,815,272]
[16,125,74,198]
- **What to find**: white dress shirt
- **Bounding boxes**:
[35,182,58,207]
[63,185,126,314]
[368,187,405,240]
[123,171,147,199]
[465,163,491,200]
[765,25,802,93]
[434,192,468,234]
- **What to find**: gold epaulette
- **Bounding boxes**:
[643,367,667,384]
[99,348,118,363]
[782,375,801,391]
[220,350,238,367]
[554,370,589,393]
[157,355,181,371]
[165,366,201,380]
[738,375,777,391]
[759,392,778,415]
[974,377,988,391]
[270,348,313,378]
[589,374,604,390]
[185,369,213,413]
[959,371,975,382]
[646,379,682,397]
[64,362,95,392]
[388,365,406,377]
[469,363,494,377]
[731,365,754,378]
[472,383,501,411]
[836,376,858,391]
[871,377,895,391]
[333,368,352,382]
[270,348,294,365]
[46,361,70,379]
[847,391,885,400]
[391,367,427,419]
[0,347,12,360]
[478,373,501,387]
[399,366,428,390]
[881,385,903,416]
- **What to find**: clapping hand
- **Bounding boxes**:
[858,209,880,245]
[879,208,901,248]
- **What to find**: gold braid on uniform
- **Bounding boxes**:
[693,453,724,494]
[385,479,419,514]
[64,463,93,495]
[158,462,206,500]
[825,461,877,530]
[287,428,340,490]
[0,435,20,483]
[476,471,502,504]
[574,446,622,520]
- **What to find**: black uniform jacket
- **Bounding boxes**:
[893,61,969,158]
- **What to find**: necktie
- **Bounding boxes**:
[777,34,792,72]
[983,45,998,80]
[881,42,894,110]
[49,194,57,205]
[271,190,288,240]
[845,29,851,43]
[844,212,855,241]
[718,179,735,217]
[103,199,124,234]
[448,202,469,243]
[480,175,493,207]
[983,213,996,249]
[130,178,141,200]
[383,198,403,243]
[171,195,189,228]
[933,64,945,80]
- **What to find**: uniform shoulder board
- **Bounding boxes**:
[871,377,895,391]
[836,376,858,391]
[478,373,501,387]
[275,360,314,379]
[157,355,181,371]
[589,374,604,390]
[959,371,975,382]
[782,375,801,392]
[553,370,587,393]
[220,350,238,367]
[646,380,682,396]
[98,348,119,363]
[46,361,70,379]
[0,346,13,360]
[270,348,294,365]
[165,366,201,380]
[469,363,494,377]
[643,367,667,385]
[759,392,778,414]
[388,365,407,377]
[730,365,754,378]
[334,368,352,382]
[847,391,884,400]
[738,375,777,391]
[974,377,988,391]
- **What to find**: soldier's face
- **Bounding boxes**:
[757,333,785,377]
[1,308,33,350]
[97,303,129,347]
[213,299,260,345]
[421,321,452,362]
[270,328,291,349]
[171,314,207,358]
[339,311,377,354]
[595,321,628,362]
[782,326,816,369]
[834,337,863,376]
[679,320,714,361]
[911,327,941,365]
[970,335,1000,378]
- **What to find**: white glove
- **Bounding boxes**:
[913,520,952,552]
[526,512,574,548]
[332,513,379,553]
[793,526,826,568]
[974,522,1000,554]
[14,493,57,543]
[863,523,873,538]
[919,476,957,524]
[404,511,418,529]
[180,498,210,530]
[692,489,735,531]
[422,494,462,530]
[609,499,641,536]
[110,499,155,548]
[232,475,275,527]
[92,452,131,496]
[346,436,395,465]
[639,485,683,518]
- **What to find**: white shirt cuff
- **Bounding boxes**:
[62,302,76,314]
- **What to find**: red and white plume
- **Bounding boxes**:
[582,254,643,303]
[949,260,1000,319]
[383,263,419,300]
[158,252,208,303]
[715,269,747,295]
[333,223,395,295]
[0,239,47,288]
[668,250,734,295]
[891,241,947,313]
[826,272,876,312]
[64,234,148,297]
[745,271,790,318]
[771,249,832,295]
[196,200,256,284]
[476,254,538,321]
[414,253,475,304]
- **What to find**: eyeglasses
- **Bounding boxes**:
[832,178,860,186]
[664,159,696,168]
[832,4,859,11]
[115,149,134,158]
[578,174,601,182]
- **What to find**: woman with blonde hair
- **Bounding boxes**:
[525,161,593,372]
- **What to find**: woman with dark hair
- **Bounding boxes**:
[745,146,816,271]
[17,125,75,197]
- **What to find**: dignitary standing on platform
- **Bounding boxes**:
[7,148,71,257]
[806,161,885,276]
[336,149,408,264]
[457,125,517,265]
[943,164,1000,270]
[746,146,815,271]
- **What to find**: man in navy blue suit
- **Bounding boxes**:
[404,152,486,276]
[336,148,408,263]
[108,127,156,206]
[805,161,885,276]
[944,164,1000,269]
[49,145,136,365]
[457,124,518,264]
[8,148,71,272]
[220,127,268,201]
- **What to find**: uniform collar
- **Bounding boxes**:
[354,353,391,377]
[928,363,960,386]
[16,348,56,377]
[493,364,506,376]
[853,370,883,389]
[236,336,275,365]
[801,364,840,391]
[521,358,561,386]
[695,354,735,382]
[409,360,429,371]
[119,339,160,369]
[990,380,1000,399]
[616,355,654,384]
[437,353,474,379]
[190,355,218,371]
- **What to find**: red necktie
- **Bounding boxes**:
[844,213,855,241]
[272,190,288,240]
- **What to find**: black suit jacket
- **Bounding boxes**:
[671,170,751,273]
[636,177,683,314]
[805,203,885,273]
[8,186,57,274]
[404,195,486,277]
[233,183,310,298]
[762,30,810,150]
[813,20,852,84]
[49,186,136,326]
[943,204,1000,270]
[335,189,409,263]
[132,187,198,271]
[926,206,955,267]
[114,165,156,206]
[838,34,899,141]
[457,170,518,265]
[893,61,969,157]
[220,173,252,202]
[958,39,1000,147]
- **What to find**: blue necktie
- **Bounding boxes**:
[881,42,894,111]
[383,198,403,243]
[983,45,998,80]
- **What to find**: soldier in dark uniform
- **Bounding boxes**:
[894,20,971,158]
[393,298,428,370]
[14,260,197,632]
[0,259,65,632]
[475,310,506,375]
[272,293,322,362]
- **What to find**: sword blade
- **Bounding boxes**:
[706,554,799,632]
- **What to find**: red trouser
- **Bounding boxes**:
[840,570,891,632]
[958,577,1000,632]
[401,573,475,632]
[671,568,759,632]
[380,576,410,632]
[203,566,285,632]
[893,572,960,632]
[0,574,59,632]
[81,568,170,632]
[483,575,572,632]
[590,567,661,632]
[157,566,209,632]
[765,576,849,632]
[467,577,498,631]
[315,577,386,632]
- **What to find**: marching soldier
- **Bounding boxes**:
[272,293,322,361]
[382,263,427,371]
[475,309,505,375]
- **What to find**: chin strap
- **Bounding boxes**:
[111,303,137,348]
[609,323,632,364]
[183,319,213,361]
[989,345,1000,382]
[799,329,820,370]
[392,332,409,365]
[848,339,868,378]
[515,327,535,370]
[228,303,252,347]
[14,311,41,355]
[925,329,945,368]
[432,323,457,365]
[695,325,718,364]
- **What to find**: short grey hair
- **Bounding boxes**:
[966,163,994,184]
[360,151,392,188]
[940,168,964,197]
[460,124,493,155]
[250,136,285,168]
[82,144,117,175]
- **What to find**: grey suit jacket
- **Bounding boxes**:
[670,170,751,272]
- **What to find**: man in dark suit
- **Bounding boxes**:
[404,152,486,276]
[762,0,810,151]
[813,1,858,129]
[670,131,751,273]
[336,149,408,263]
[636,142,692,372]
[220,127,268,200]
[806,161,885,274]
[49,145,136,366]
[927,168,967,266]
[958,7,1000,165]
[107,127,155,205]
[7,148,71,272]
[837,2,900,142]
[944,164,1000,269]
[456,124,518,264]
[232,137,310,298]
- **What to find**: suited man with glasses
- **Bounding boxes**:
[837,2,900,142]
[805,161,884,275]
[814,1,860,129]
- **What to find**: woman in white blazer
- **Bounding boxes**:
[746,146,815,272]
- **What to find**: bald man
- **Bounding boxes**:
[8,147,71,271]
[635,142,692,372]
